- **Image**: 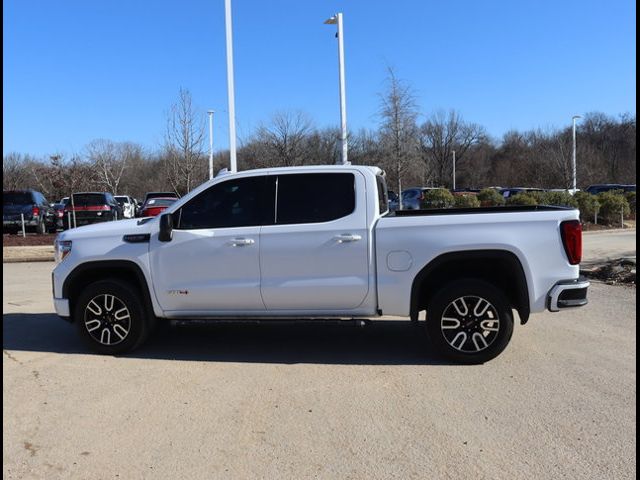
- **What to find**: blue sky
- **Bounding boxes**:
[3,0,636,157]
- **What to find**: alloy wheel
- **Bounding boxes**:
[440,295,500,353]
[83,294,131,346]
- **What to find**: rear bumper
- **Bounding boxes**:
[3,218,38,227]
[547,277,590,312]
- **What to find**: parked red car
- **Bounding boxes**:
[140,197,176,217]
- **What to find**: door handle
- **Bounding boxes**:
[334,233,362,243]
[229,238,255,247]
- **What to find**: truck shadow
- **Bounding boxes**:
[3,313,456,366]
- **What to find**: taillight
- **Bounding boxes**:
[102,205,111,211]
[560,220,582,265]
[32,206,40,216]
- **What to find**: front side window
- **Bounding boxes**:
[276,173,355,225]
[177,176,269,229]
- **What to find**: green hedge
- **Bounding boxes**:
[597,191,630,225]
[422,189,455,209]
[506,193,538,206]
[624,191,636,216]
[454,194,481,208]
[477,188,505,206]
[574,191,600,222]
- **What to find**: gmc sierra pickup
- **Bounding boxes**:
[52,165,589,363]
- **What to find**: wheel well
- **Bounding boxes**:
[63,261,154,322]
[410,250,530,324]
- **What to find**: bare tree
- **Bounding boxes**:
[86,139,142,194]
[418,110,487,188]
[378,67,420,200]
[43,154,93,201]
[254,111,315,167]
[3,153,34,190]
[164,88,206,195]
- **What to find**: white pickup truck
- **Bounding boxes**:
[52,165,589,363]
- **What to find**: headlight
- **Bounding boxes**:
[54,240,72,263]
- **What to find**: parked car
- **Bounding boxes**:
[52,165,588,364]
[63,192,122,229]
[452,188,481,196]
[499,187,544,199]
[143,191,180,204]
[140,197,177,217]
[51,202,67,230]
[388,190,399,211]
[585,184,636,195]
[400,187,442,210]
[114,195,136,219]
[3,189,56,234]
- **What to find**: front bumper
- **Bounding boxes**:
[54,298,71,318]
[547,277,590,312]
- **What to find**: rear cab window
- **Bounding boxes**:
[72,194,107,206]
[4,192,34,205]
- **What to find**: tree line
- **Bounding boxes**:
[3,72,636,201]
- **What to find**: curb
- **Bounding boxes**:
[583,228,636,235]
[3,257,54,263]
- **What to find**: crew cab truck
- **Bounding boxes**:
[52,165,589,364]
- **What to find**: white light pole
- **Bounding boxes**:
[324,13,348,165]
[572,115,582,194]
[452,150,456,190]
[224,0,237,172]
[208,110,214,180]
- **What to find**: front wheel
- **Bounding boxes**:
[426,279,514,364]
[74,279,149,354]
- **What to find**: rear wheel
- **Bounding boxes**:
[74,279,149,354]
[426,279,514,364]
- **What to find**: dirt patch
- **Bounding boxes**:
[2,233,57,247]
[582,258,636,285]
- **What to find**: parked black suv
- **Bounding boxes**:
[3,189,56,234]
[585,184,636,195]
[63,192,123,229]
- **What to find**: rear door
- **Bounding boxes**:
[259,171,370,311]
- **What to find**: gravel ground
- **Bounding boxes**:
[2,262,637,480]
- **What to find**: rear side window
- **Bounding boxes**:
[276,173,355,224]
[177,176,268,229]
[376,175,389,214]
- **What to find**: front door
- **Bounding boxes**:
[150,175,271,314]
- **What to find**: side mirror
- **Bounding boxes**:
[158,213,174,242]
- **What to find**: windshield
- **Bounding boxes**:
[402,190,419,199]
[72,194,106,206]
[145,198,175,207]
[3,192,33,205]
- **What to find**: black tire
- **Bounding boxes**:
[426,279,514,364]
[74,279,149,354]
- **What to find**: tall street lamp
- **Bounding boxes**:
[208,110,215,180]
[324,13,348,165]
[224,0,238,172]
[452,150,456,190]
[572,115,582,193]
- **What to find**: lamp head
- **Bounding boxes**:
[324,15,338,25]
